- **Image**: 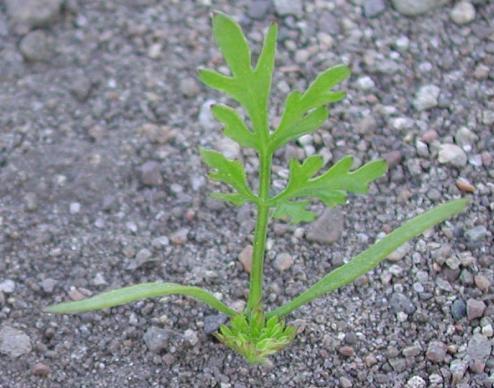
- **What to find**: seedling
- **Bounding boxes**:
[46,12,468,364]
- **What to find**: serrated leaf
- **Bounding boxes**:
[200,12,277,136]
[268,198,469,318]
[200,148,256,204]
[269,64,350,151]
[272,200,316,224]
[273,155,388,208]
[45,282,236,317]
[211,104,259,149]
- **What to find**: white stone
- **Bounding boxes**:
[450,2,475,25]
[438,144,467,167]
[413,85,440,111]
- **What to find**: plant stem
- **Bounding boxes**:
[247,150,272,312]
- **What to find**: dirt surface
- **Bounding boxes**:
[1,0,493,387]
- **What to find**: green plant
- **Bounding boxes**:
[45,12,468,364]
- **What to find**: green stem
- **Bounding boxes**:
[247,149,272,312]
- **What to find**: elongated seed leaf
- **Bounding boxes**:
[268,198,468,317]
[45,282,237,317]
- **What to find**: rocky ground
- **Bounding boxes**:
[0,0,493,387]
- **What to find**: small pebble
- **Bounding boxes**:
[365,353,377,367]
[406,375,426,388]
[339,376,352,388]
[143,327,173,354]
[273,0,303,17]
[450,1,475,25]
[273,252,294,272]
[467,298,486,320]
[140,161,163,186]
[465,226,488,243]
[151,236,169,248]
[239,245,253,273]
[451,299,467,321]
[450,359,468,384]
[338,346,354,357]
[482,324,493,337]
[0,279,16,294]
[69,202,81,214]
[306,208,344,244]
[40,278,56,294]
[387,242,410,261]
[474,274,490,292]
[402,345,421,358]
[413,84,440,111]
[203,314,228,335]
[170,228,189,245]
[467,333,491,368]
[426,340,447,363]
[32,362,50,377]
[438,144,467,167]
[19,30,53,62]
[389,292,416,314]
[183,329,198,346]
[0,326,32,358]
[456,178,475,193]
[179,78,200,98]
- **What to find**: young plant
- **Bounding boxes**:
[45,12,468,364]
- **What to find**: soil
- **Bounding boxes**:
[0,0,493,387]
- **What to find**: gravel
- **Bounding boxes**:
[1,0,492,386]
[391,0,449,16]
[238,244,253,273]
[143,327,174,354]
[305,208,344,244]
[273,0,303,17]
[364,0,387,18]
[450,1,476,25]
[0,279,16,294]
[451,299,467,321]
[438,144,468,167]
[389,292,416,315]
[413,84,440,111]
[467,298,486,321]
[426,340,447,363]
[19,30,53,62]
[6,0,62,29]
[0,326,32,358]
[140,161,163,186]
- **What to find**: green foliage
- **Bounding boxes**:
[272,155,388,223]
[45,282,237,317]
[215,310,296,364]
[45,12,468,365]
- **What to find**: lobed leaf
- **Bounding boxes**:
[45,282,237,317]
[268,198,469,317]
[273,155,388,209]
[212,12,252,77]
[200,148,256,204]
[269,64,350,151]
[199,12,277,137]
[211,104,259,150]
[272,200,316,224]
